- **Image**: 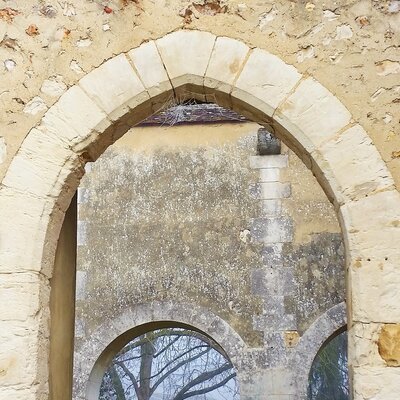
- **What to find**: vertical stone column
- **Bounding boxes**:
[249,153,297,399]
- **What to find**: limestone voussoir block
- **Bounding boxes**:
[205,36,249,94]
[79,54,149,121]
[2,128,78,198]
[128,41,172,98]
[274,77,352,154]
[315,124,394,204]
[41,86,110,151]
[0,387,40,400]
[0,187,51,273]
[350,260,400,323]
[0,272,47,322]
[156,30,216,92]
[232,48,302,119]
[340,190,400,261]
[0,321,44,387]
[353,366,400,400]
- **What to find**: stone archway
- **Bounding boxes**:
[74,301,246,400]
[290,302,347,397]
[1,30,400,400]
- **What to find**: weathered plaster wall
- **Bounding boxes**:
[74,121,345,398]
[1,2,399,399]
[77,122,265,347]
[0,0,399,188]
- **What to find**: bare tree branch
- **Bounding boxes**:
[173,362,232,399]
[150,347,212,396]
[176,372,237,400]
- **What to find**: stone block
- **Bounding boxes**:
[261,200,282,216]
[156,31,216,92]
[272,368,296,394]
[259,168,280,182]
[77,187,89,204]
[77,221,87,246]
[128,40,172,98]
[353,366,400,400]
[378,324,400,366]
[265,333,288,367]
[340,190,400,263]
[274,77,352,153]
[350,259,400,322]
[75,271,87,301]
[0,387,39,400]
[0,273,44,321]
[249,155,288,169]
[232,48,302,117]
[0,321,45,387]
[41,86,110,151]
[251,217,293,243]
[349,322,383,367]
[2,127,77,199]
[0,187,51,273]
[261,244,284,265]
[315,124,394,204]
[79,54,148,121]
[251,268,267,295]
[74,318,86,339]
[205,36,249,94]
[259,182,291,199]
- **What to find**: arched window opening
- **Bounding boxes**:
[308,328,349,400]
[98,326,239,400]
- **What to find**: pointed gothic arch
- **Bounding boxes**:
[1,30,399,399]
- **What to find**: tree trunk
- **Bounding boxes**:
[109,365,126,400]
[138,334,156,400]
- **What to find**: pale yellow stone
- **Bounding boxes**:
[351,259,400,322]
[0,187,50,273]
[156,30,216,93]
[128,41,172,97]
[275,77,352,152]
[0,321,44,387]
[353,366,400,400]
[79,54,148,121]
[314,124,394,204]
[2,128,76,198]
[232,48,302,117]
[378,324,400,366]
[341,191,400,322]
[205,36,249,94]
[349,322,385,368]
[41,86,110,149]
[0,273,44,321]
[340,190,400,261]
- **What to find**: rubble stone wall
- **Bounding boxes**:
[0,6,399,398]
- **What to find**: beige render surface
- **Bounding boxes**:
[0,2,399,400]
[0,0,398,186]
[73,123,345,398]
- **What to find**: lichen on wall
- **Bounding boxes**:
[74,121,346,397]
[77,123,265,347]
